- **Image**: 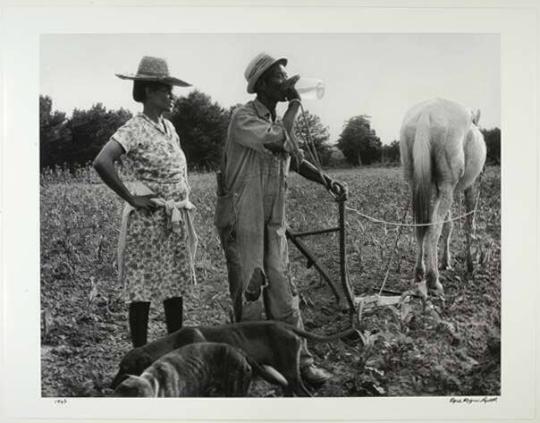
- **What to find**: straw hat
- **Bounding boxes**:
[116,56,191,87]
[244,52,287,94]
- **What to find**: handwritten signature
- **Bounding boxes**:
[450,397,498,405]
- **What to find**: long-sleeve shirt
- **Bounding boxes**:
[216,99,294,293]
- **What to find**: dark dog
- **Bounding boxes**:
[113,342,252,397]
[112,320,358,396]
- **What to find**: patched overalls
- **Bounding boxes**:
[215,99,313,366]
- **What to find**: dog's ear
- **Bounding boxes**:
[247,357,288,387]
[260,364,288,387]
[118,350,137,373]
[135,353,153,373]
[113,376,146,397]
[110,372,129,389]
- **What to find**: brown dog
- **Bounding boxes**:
[113,342,252,397]
[111,320,358,396]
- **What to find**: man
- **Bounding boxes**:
[215,52,346,386]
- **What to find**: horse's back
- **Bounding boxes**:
[401,98,471,134]
[401,98,482,183]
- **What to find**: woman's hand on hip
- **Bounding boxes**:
[129,194,158,210]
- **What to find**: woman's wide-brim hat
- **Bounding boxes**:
[115,56,191,87]
[244,52,288,94]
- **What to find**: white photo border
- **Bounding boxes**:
[1,2,537,423]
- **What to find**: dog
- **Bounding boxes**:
[111,320,358,396]
[113,342,252,397]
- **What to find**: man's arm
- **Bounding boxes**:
[282,88,347,199]
[284,86,331,188]
[293,158,329,187]
[230,108,287,154]
[282,100,300,135]
[293,158,348,200]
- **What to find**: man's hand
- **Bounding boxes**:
[283,75,301,101]
[285,87,301,102]
[129,194,158,210]
[327,179,348,201]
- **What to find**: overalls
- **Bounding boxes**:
[215,99,313,366]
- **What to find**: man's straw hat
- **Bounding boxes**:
[244,52,287,94]
[116,56,191,87]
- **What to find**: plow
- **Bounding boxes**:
[289,99,484,331]
[287,104,415,331]
[286,190,414,331]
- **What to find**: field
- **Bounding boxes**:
[40,165,501,397]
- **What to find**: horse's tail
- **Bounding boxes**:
[412,112,432,237]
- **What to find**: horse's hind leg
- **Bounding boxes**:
[440,209,453,270]
[425,183,454,294]
[414,225,425,282]
[464,185,477,273]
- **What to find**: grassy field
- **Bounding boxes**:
[40,165,500,397]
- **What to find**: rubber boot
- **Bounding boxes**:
[163,296,183,334]
[128,301,150,348]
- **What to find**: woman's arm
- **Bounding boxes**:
[93,140,156,210]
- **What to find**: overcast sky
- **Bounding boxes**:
[41,33,499,145]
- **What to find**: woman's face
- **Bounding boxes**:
[146,84,175,112]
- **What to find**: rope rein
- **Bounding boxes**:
[377,198,409,296]
[347,172,484,228]
[298,102,327,186]
[345,205,477,228]
[345,172,483,228]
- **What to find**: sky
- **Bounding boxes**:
[40,33,500,145]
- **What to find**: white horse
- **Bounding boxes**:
[399,98,487,295]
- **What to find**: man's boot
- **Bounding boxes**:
[301,364,332,387]
[128,301,150,348]
[163,296,183,334]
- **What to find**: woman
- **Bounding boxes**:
[93,56,197,348]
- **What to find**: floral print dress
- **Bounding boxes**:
[112,113,191,303]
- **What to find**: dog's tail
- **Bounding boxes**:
[288,325,360,343]
[411,111,433,238]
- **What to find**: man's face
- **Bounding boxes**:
[258,63,288,102]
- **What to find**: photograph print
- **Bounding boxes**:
[40,32,501,398]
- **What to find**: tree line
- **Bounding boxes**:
[40,92,501,171]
